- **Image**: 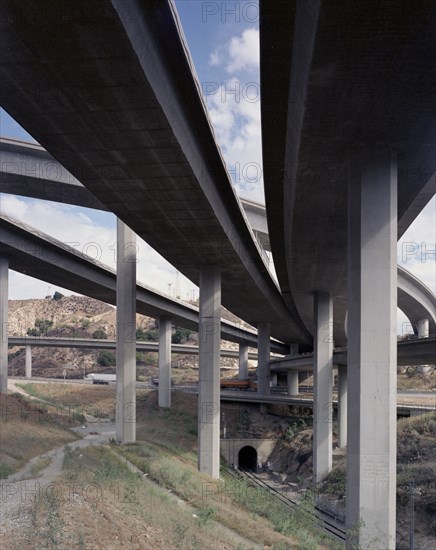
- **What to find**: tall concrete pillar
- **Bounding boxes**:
[198,265,221,479]
[257,322,271,396]
[0,255,8,394]
[347,149,397,549]
[238,344,248,379]
[313,292,333,483]
[158,316,172,408]
[337,366,347,448]
[417,318,429,338]
[287,371,299,395]
[271,373,278,387]
[290,343,299,356]
[25,345,32,378]
[287,344,299,395]
[115,220,137,444]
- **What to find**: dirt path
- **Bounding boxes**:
[0,423,117,537]
[7,379,32,397]
[2,383,261,549]
[0,424,262,549]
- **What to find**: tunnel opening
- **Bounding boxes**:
[238,445,257,471]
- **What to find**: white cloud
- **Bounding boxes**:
[204,29,264,203]
[209,28,259,74]
[204,77,264,203]
[209,49,221,66]
[225,28,259,73]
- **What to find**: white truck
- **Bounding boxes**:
[86,373,116,385]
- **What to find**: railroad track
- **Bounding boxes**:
[222,465,346,543]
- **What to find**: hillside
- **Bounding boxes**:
[7,296,249,380]
[0,386,336,550]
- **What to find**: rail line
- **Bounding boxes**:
[222,465,346,543]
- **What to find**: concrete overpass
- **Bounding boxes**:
[260,1,435,547]
[8,335,261,379]
[397,266,436,337]
[2,137,434,340]
[0,0,312,479]
[219,392,435,417]
[0,3,307,345]
[270,339,436,371]
[8,336,259,358]
[0,2,434,545]
[0,212,288,352]
[0,137,272,252]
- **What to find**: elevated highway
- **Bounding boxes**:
[259,2,435,546]
[270,338,436,370]
[219,392,435,417]
[0,1,434,541]
[260,1,435,341]
[8,336,260,359]
[2,137,434,338]
[397,267,436,337]
[0,212,288,354]
[0,137,271,250]
[0,1,308,346]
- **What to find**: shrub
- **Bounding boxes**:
[8,347,24,360]
[136,328,158,342]
[97,351,116,367]
[171,327,192,344]
[27,319,53,336]
[0,461,14,479]
[92,328,108,339]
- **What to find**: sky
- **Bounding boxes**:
[0,0,434,337]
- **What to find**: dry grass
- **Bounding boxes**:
[1,386,334,548]
[318,413,436,548]
[17,382,118,419]
[397,371,435,391]
[117,440,332,550]
[29,456,53,477]
[135,391,198,452]
[0,394,79,477]
[5,445,263,550]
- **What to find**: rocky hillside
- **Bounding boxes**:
[7,295,245,380]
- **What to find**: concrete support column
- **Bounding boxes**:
[287,343,299,394]
[198,265,221,479]
[346,149,397,549]
[158,316,172,408]
[238,344,249,379]
[313,292,333,483]
[337,366,347,448]
[290,343,299,356]
[115,220,137,444]
[287,371,299,395]
[0,255,8,393]
[270,373,278,387]
[257,322,271,396]
[25,345,32,378]
[417,318,429,338]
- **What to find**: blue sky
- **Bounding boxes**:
[0,1,434,336]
